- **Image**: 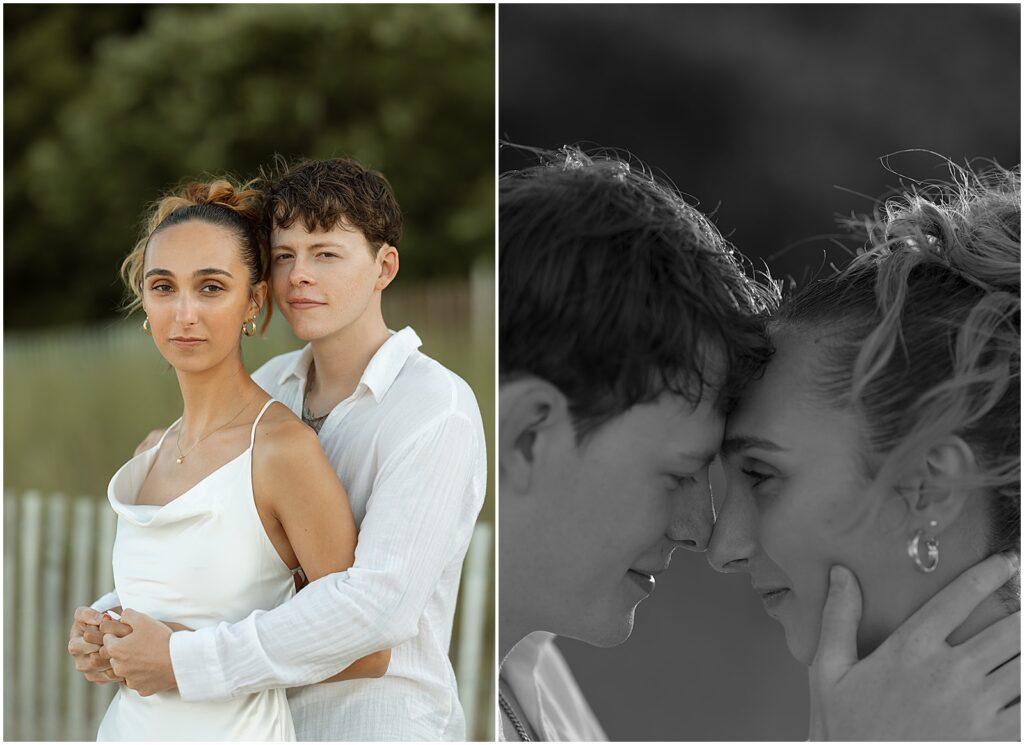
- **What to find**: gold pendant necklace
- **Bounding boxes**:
[175,394,256,464]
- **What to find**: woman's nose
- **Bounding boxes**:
[175,294,198,325]
[707,489,756,573]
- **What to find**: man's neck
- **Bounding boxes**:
[307,310,391,410]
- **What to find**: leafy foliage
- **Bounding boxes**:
[5,5,495,327]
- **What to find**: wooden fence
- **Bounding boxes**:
[3,490,494,741]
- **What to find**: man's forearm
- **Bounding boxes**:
[170,413,484,702]
[170,567,415,701]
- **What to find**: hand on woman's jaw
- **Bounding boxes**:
[809,553,1020,741]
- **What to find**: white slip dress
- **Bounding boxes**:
[97,399,297,741]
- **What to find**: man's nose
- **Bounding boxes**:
[707,486,755,573]
[288,257,314,286]
[668,475,713,553]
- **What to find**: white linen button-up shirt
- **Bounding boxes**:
[498,633,607,742]
[164,327,487,740]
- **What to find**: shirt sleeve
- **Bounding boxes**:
[90,590,120,613]
[169,412,484,702]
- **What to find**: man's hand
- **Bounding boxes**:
[104,608,178,697]
[809,553,1021,741]
[67,606,123,684]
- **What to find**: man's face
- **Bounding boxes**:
[507,390,723,648]
[269,220,389,342]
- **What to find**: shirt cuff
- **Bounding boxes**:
[89,591,120,613]
[169,626,230,702]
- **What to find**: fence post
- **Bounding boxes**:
[40,494,70,740]
[89,506,118,733]
[4,490,19,740]
[17,491,43,741]
[456,522,493,740]
[66,495,98,741]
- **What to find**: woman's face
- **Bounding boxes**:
[142,221,265,373]
[707,331,926,665]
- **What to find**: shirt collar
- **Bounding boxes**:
[277,327,422,404]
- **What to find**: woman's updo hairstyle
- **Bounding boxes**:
[776,163,1020,565]
[120,178,272,333]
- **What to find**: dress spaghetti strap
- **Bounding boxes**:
[152,417,183,453]
[249,399,277,447]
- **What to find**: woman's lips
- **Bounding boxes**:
[169,337,204,349]
[756,587,791,613]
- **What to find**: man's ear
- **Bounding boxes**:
[375,245,399,291]
[499,377,571,494]
[898,436,978,532]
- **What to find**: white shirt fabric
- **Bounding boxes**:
[96,327,487,741]
[499,633,607,742]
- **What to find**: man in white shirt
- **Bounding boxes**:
[70,157,487,740]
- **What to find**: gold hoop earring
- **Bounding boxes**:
[242,319,257,337]
[908,528,939,573]
[142,317,151,336]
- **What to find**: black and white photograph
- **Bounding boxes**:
[498,3,1020,741]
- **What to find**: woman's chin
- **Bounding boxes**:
[781,620,817,667]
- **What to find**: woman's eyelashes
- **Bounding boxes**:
[738,459,780,491]
[742,467,773,488]
[148,282,227,295]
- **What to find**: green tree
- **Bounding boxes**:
[5,4,494,328]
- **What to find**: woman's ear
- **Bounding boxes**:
[499,377,571,494]
[900,436,979,532]
[250,281,269,318]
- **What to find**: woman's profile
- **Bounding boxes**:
[711,163,1020,740]
[93,179,389,740]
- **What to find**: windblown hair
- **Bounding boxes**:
[500,146,779,439]
[120,178,271,333]
[777,163,1020,564]
[261,155,402,251]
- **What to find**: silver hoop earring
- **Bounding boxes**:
[908,529,939,573]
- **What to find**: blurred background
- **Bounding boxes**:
[4,4,495,740]
[500,4,1019,741]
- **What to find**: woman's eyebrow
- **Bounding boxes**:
[143,268,233,278]
[720,435,786,457]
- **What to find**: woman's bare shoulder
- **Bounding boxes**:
[253,401,321,457]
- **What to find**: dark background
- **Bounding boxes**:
[500,4,1020,741]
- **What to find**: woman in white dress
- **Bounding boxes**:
[709,164,1020,740]
[94,179,389,741]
